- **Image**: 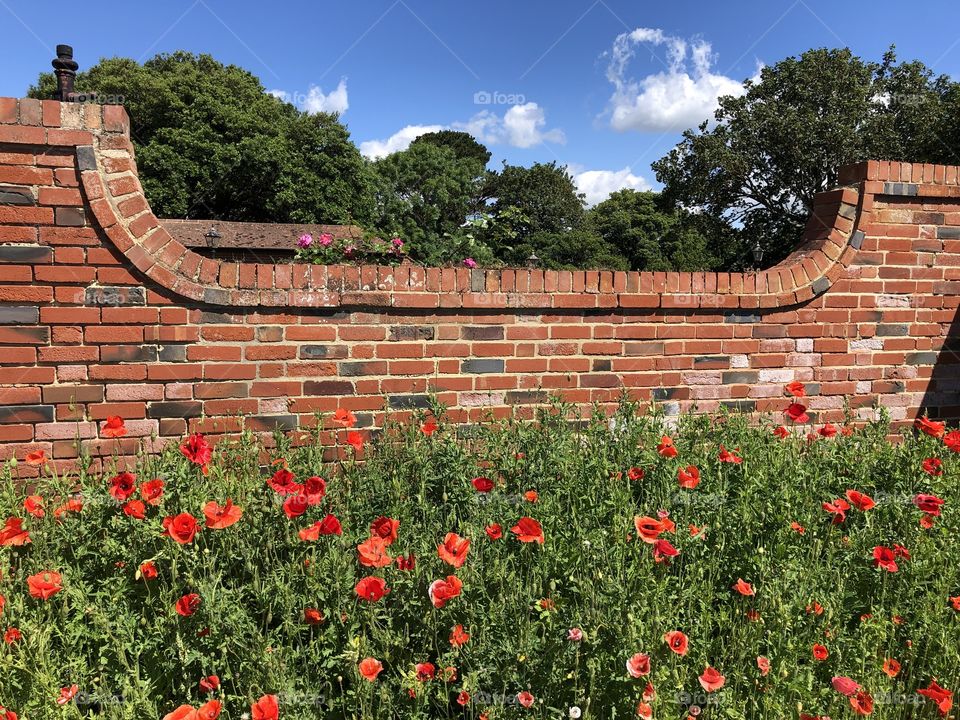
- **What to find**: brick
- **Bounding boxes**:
[461,359,505,374]
[0,405,54,424]
[147,401,203,419]
[0,306,39,324]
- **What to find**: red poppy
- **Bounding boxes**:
[773,425,789,439]
[832,676,860,696]
[791,521,806,534]
[346,431,364,452]
[921,514,937,529]
[818,423,838,438]
[123,500,146,520]
[785,381,806,397]
[485,523,502,540]
[357,536,394,567]
[282,494,308,519]
[438,533,471,568]
[850,691,875,716]
[332,407,357,428]
[53,498,82,519]
[699,666,725,692]
[922,457,943,476]
[298,514,342,540]
[656,436,678,458]
[718,445,742,464]
[914,493,945,516]
[415,662,436,681]
[0,518,30,546]
[627,653,651,678]
[450,624,470,646]
[359,657,383,681]
[197,700,221,720]
[27,571,62,600]
[0,594,4,617]
[23,496,43,519]
[395,553,416,570]
[510,517,544,544]
[915,416,946,438]
[304,608,324,625]
[163,706,198,720]
[54,685,77,706]
[627,466,645,481]
[101,416,127,438]
[4,627,21,644]
[108,472,137,502]
[524,490,538,503]
[733,578,755,596]
[456,692,470,706]
[428,575,463,609]
[370,516,400,544]
[471,477,494,492]
[917,680,953,716]
[354,576,389,602]
[822,498,851,524]
[757,656,770,676]
[421,419,438,436]
[163,513,200,544]
[872,546,899,573]
[517,692,535,708]
[442,666,457,682]
[807,601,824,615]
[138,561,158,580]
[303,476,326,504]
[678,465,700,489]
[251,694,279,720]
[652,538,679,562]
[140,479,165,505]
[180,433,213,468]
[950,595,960,612]
[634,516,667,543]
[663,630,688,656]
[267,467,298,495]
[944,430,960,452]
[882,658,901,678]
[636,702,652,720]
[893,543,911,559]
[203,500,242,529]
[176,593,202,617]
[845,490,876,511]
[785,403,810,423]
[199,675,220,693]
[25,450,46,467]
[812,644,829,660]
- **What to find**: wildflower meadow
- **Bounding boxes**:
[1,386,958,719]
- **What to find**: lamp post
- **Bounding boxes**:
[751,241,764,270]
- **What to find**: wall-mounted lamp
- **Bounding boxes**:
[205,226,222,256]
[751,241,764,269]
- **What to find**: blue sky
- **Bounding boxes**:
[3,0,960,204]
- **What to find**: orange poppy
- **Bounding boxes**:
[176,593,201,617]
[23,496,44,519]
[357,536,394,568]
[359,657,383,681]
[634,516,666,543]
[346,431,364,452]
[449,624,470,646]
[197,700,221,720]
[332,408,357,428]
[438,533,471,568]
[627,653,650,678]
[24,450,46,467]
[812,644,829,660]
[785,381,805,397]
[656,436,678,457]
[678,465,700,489]
[428,575,463,608]
[298,514,342,540]
[163,706,198,720]
[27,571,62,600]
[699,665,725,692]
[101,416,127,438]
[882,658,901,678]
[251,694,279,720]
[849,691,875,716]
[664,630,688,656]
[0,518,30,546]
[733,578,755,596]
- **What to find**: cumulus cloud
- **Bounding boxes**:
[268,78,350,115]
[359,124,446,159]
[573,167,652,206]
[360,102,565,159]
[604,28,749,132]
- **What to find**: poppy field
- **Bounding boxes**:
[1,389,958,720]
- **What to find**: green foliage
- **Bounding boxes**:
[2,404,959,718]
[652,47,960,268]
[410,131,492,170]
[30,53,376,225]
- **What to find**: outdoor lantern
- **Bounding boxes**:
[204,226,222,252]
[751,240,764,268]
[526,252,540,269]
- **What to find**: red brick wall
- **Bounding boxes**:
[2,97,959,473]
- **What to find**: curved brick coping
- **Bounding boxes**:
[2,97,871,310]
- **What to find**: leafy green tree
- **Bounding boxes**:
[653,47,959,267]
[411,130,492,168]
[30,53,376,224]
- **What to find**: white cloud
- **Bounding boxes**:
[604,27,749,132]
[268,79,350,115]
[359,124,446,159]
[361,102,565,159]
[574,167,652,206]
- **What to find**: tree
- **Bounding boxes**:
[411,130,492,168]
[30,53,376,224]
[652,47,959,267]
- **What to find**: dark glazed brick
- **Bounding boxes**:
[388,325,435,341]
[246,415,299,432]
[625,342,664,356]
[0,306,39,324]
[0,245,53,264]
[55,207,86,226]
[42,385,104,403]
[937,227,960,239]
[101,345,158,363]
[0,326,50,344]
[461,326,504,341]
[147,401,203,419]
[850,230,864,249]
[85,286,146,306]
[694,355,729,368]
[0,188,34,206]
[200,311,236,323]
[388,394,431,409]
[876,324,909,337]
[158,345,187,362]
[906,351,938,366]
[461,359,505,374]
[505,390,547,404]
[303,380,354,395]
[470,269,485,292]
[724,311,761,324]
[811,277,831,296]
[592,359,612,372]
[723,371,759,384]
[76,145,97,171]
[0,405,54,424]
[300,345,348,359]
[339,362,372,377]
